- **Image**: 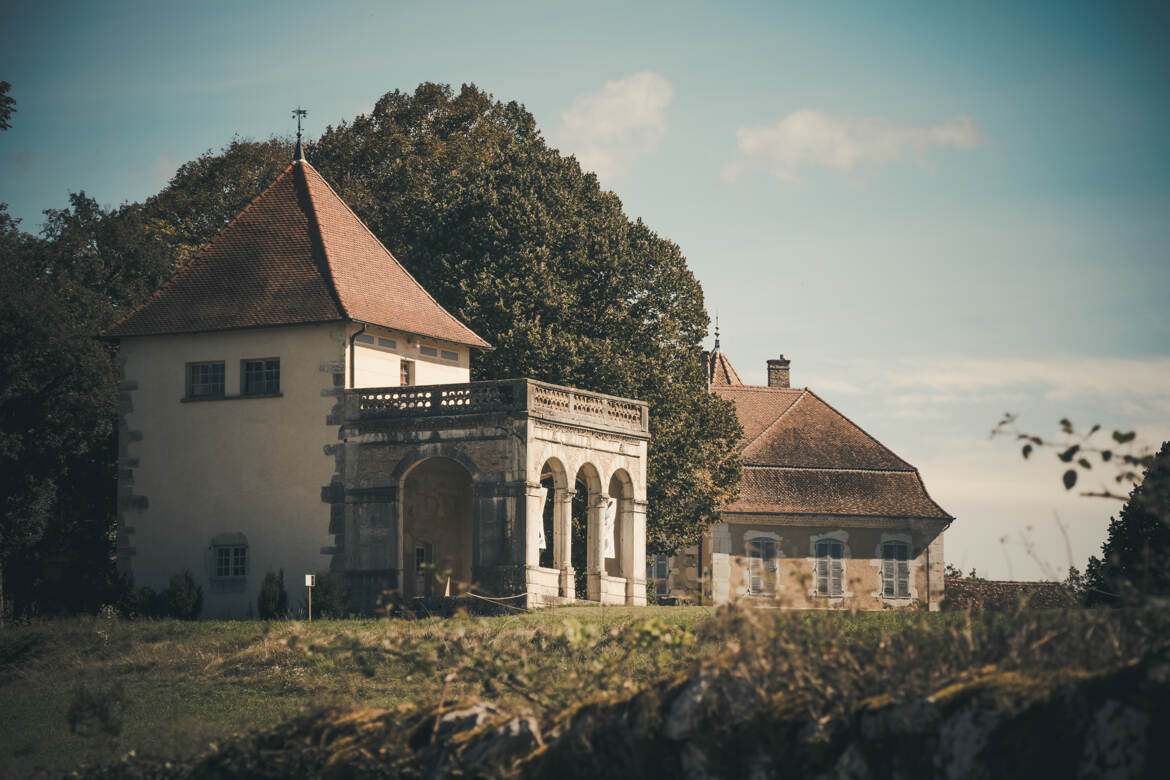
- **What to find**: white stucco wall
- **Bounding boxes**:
[347,323,471,389]
[119,323,347,618]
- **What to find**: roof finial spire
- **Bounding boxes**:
[713,312,721,352]
[292,106,308,162]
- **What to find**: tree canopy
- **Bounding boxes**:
[1,83,742,612]
[1083,441,1170,605]
[142,83,741,552]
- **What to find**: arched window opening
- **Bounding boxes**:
[815,538,845,597]
[572,463,602,600]
[538,467,556,570]
[605,470,633,578]
[881,541,911,598]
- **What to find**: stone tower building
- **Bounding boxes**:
[108,149,648,616]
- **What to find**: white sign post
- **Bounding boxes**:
[305,573,316,622]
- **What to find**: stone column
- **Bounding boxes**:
[523,482,545,569]
[710,522,732,604]
[555,488,574,600]
[586,493,608,602]
[625,498,648,606]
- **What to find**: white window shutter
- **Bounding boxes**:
[830,557,844,596]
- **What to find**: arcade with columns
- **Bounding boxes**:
[326,379,650,610]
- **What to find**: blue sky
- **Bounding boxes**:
[3,0,1168,579]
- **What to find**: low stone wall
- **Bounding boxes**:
[944,577,1076,610]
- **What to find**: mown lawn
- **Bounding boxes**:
[2,604,1151,776]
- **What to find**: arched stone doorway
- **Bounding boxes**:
[400,457,474,599]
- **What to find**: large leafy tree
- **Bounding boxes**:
[1,83,739,614]
[142,83,742,552]
[1083,441,1170,605]
[0,195,170,615]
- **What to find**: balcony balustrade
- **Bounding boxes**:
[352,378,649,437]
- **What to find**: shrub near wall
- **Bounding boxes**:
[258,570,289,619]
[944,577,1076,610]
[164,570,203,619]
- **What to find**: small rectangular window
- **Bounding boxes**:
[401,359,414,386]
[881,541,911,598]
[187,362,225,399]
[378,337,397,349]
[213,545,248,578]
[242,358,280,395]
[748,538,777,595]
[354,333,375,345]
[648,554,670,596]
[815,539,844,597]
[440,350,458,362]
[419,346,438,357]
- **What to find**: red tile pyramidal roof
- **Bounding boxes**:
[711,351,951,520]
[107,159,491,349]
[706,349,744,387]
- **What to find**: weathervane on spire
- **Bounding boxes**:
[714,312,721,351]
[292,106,308,162]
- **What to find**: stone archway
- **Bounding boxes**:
[573,462,602,600]
[400,457,474,599]
[606,469,634,580]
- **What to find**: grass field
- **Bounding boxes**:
[0,606,714,775]
[1,604,1162,776]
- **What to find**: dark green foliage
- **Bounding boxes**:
[305,570,347,618]
[258,570,289,619]
[116,583,166,618]
[0,195,172,616]
[163,570,203,620]
[1084,441,1170,605]
[0,81,14,131]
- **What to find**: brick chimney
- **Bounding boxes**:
[766,355,791,388]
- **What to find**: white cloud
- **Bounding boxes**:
[553,72,674,181]
[722,109,981,183]
[886,356,1170,406]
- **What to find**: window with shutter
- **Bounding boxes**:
[747,538,777,595]
[881,541,910,598]
[815,539,845,597]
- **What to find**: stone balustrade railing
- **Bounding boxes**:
[354,379,649,437]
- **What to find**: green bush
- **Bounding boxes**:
[116,584,166,618]
[258,570,288,619]
[163,570,203,620]
[304,570,347,618]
